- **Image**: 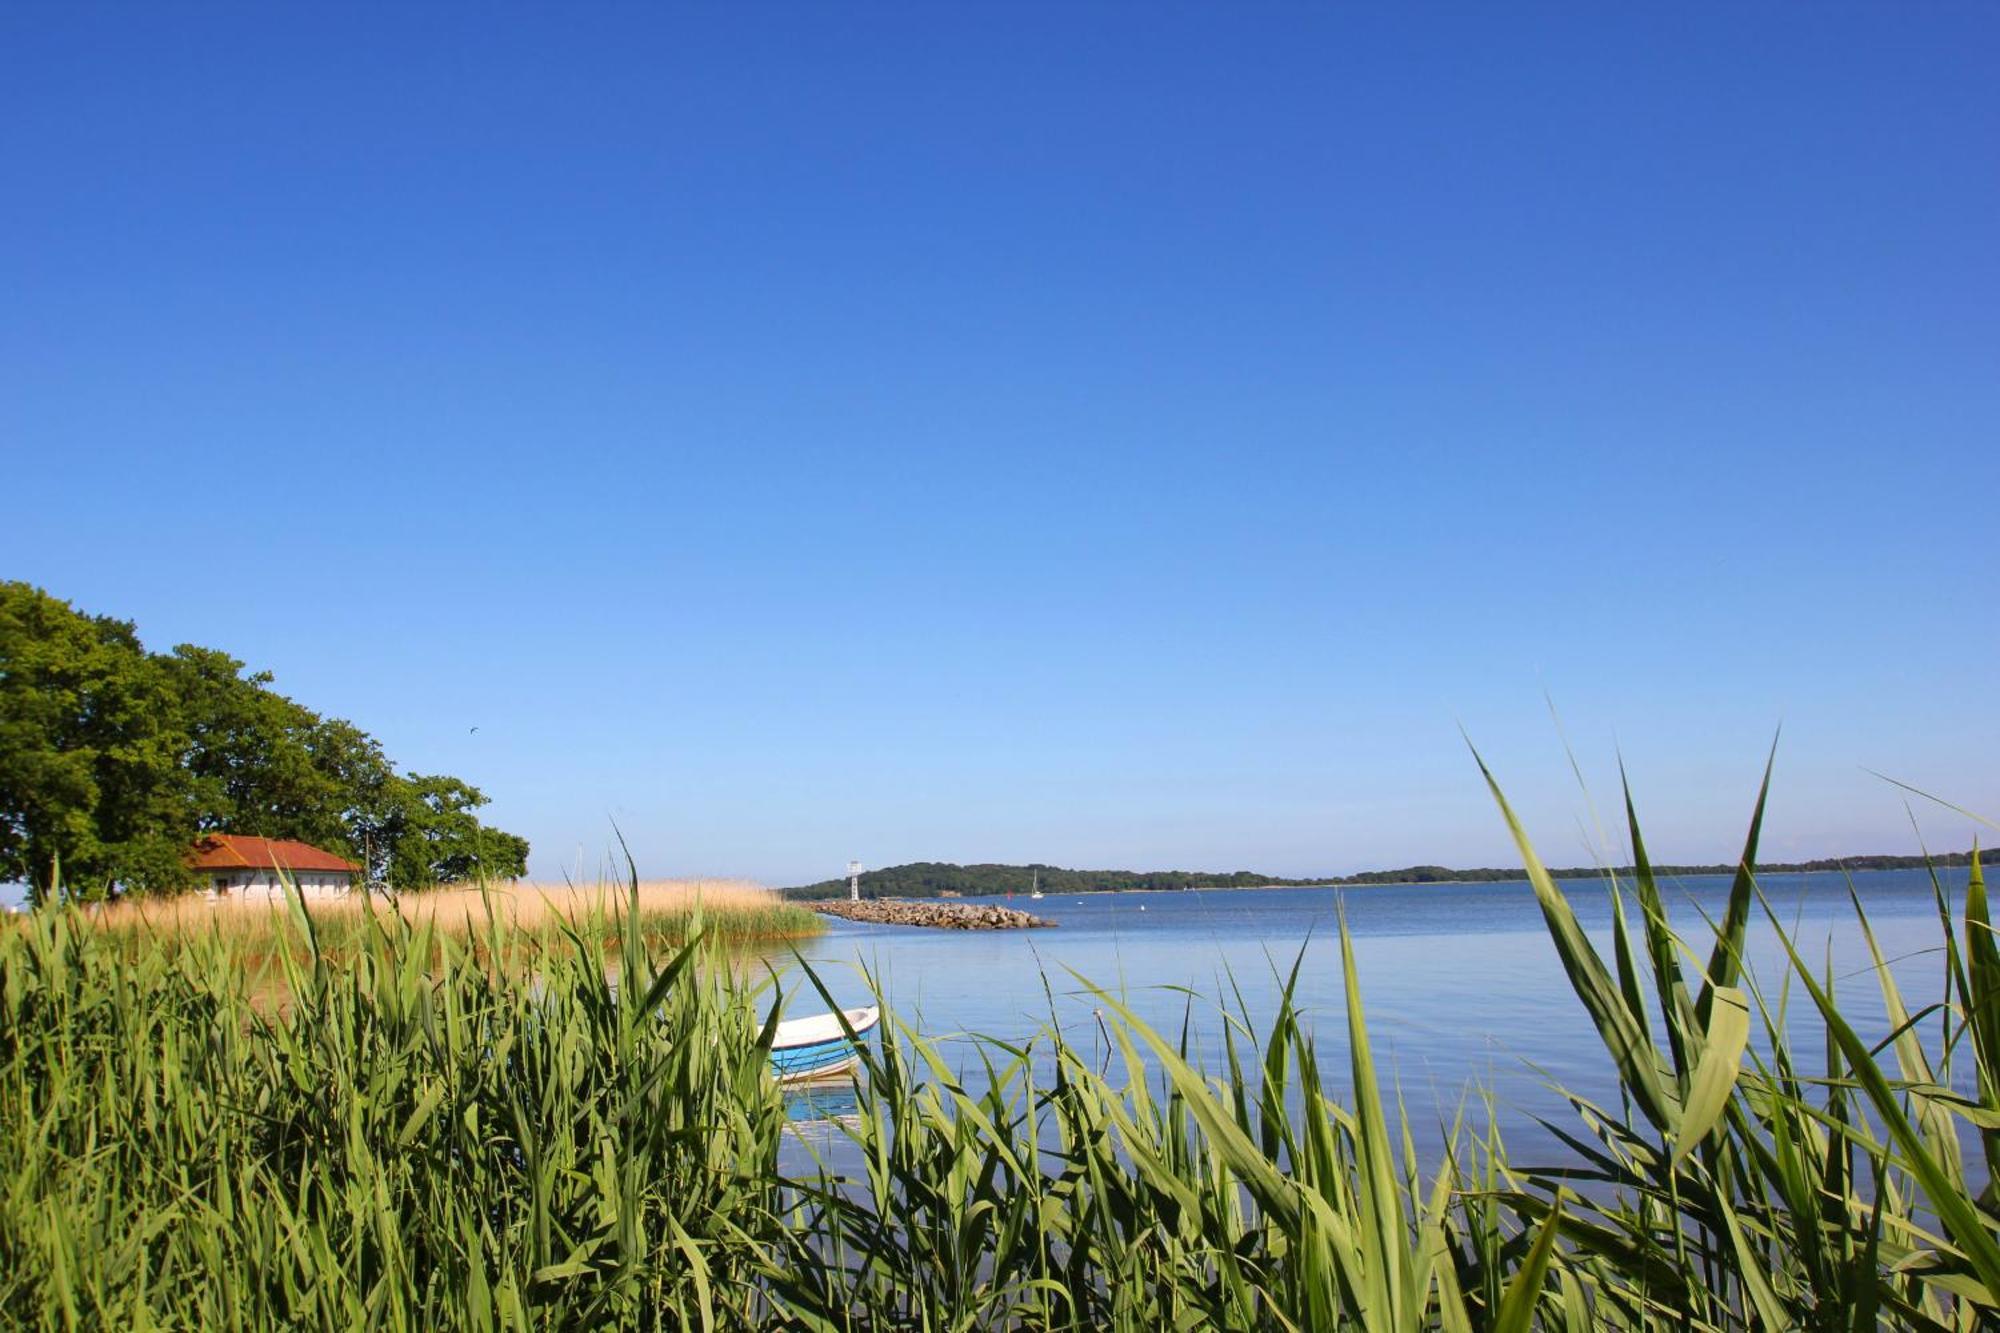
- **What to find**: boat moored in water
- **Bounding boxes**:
[769,1005,879,1083]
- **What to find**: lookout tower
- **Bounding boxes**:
[848,860,862,902]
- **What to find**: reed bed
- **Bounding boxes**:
[70,875,821,960]
[2,766,1995,1329]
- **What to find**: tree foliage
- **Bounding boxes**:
[783,861,1309,900]
[0,581,528,900]
[373,773,532,890]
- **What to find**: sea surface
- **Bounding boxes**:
[778,868,1977,1162]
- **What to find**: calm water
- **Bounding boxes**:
[781,868,1974,1160]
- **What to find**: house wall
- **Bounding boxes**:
[203,870,353,903]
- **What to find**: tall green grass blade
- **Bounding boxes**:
[1472,743,1678,1135]
[1696,738,1775,1024]
[1338,903,1413,1330]
[1671,985,1748,1167]
[1493,1201,1562,1333]
[1622,761,1698,1080]
[1963,846,2000,1189]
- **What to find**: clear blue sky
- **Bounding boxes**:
[3,6,1995,887]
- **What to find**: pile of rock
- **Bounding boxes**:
[811,899,1055,930]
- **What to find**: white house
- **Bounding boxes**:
[188,834,361,902]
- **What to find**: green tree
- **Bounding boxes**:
[373,773,530,888]
[0,584,197,899]
[163,645,341,844]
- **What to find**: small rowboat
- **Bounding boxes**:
[769,1005,879,1083]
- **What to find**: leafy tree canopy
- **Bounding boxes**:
[0,581,528,901]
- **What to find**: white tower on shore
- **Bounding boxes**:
[848,860,863,902]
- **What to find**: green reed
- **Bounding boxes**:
[1,766,1994,1329]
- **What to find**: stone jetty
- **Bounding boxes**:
[812,899,1055,930]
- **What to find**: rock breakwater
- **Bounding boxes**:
[811,900,1055,930]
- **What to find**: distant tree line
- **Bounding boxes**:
[780,863,1298,901]
[786,851,1990,900]
[1331,853,1991,883]
[0,581,529,902]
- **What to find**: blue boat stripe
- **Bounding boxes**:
[771,1045,853,1068]
[770,1038,860,1073]
[771,1033,860,1058]
[773,1047,847,1064]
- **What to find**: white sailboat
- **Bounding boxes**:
[1029,871,1044,901]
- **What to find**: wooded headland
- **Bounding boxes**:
[783,852,1989,899]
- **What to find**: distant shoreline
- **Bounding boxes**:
[1019,866,1933,895]
[785,854,1987,901]
[934,867,1938,900]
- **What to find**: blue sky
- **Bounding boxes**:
[3,6,1995,887]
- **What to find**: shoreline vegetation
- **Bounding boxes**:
[783,850,1990,899]
[69,877,822,960]
[1,765,1996,1326]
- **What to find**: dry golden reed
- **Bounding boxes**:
[394,878,785,930]
[76,876,818,947]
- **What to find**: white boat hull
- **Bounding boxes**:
[769,1005,879,1083]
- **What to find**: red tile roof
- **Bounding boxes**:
[187,835,360,874]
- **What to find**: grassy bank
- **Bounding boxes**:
[1,771,1996,1328]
